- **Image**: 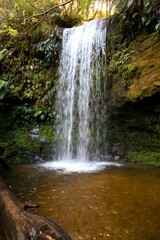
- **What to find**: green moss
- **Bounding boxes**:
[107,30,160,106]
[0,122,55,164]
[38,124,54,143]
[127,32,160,101]
[155,124,160,134]
[127,151,160,167]
[2,126,42,164]
[123,64,139,79]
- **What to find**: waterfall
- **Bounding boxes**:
[56,19,107,162]
[40,18,121,173]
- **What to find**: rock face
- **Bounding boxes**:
[107,31,160,107]
[104,14,160,166]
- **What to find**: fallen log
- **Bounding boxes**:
[0,175,72,240]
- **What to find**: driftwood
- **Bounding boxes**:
[0,174,72,240]
[24,200,40,210]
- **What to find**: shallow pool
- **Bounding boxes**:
[2,162,160,240]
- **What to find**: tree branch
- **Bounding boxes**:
[17,0,74,36]
[25,15,46,35]
[24,0,73,21]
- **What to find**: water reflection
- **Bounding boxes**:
[2,164,160,240]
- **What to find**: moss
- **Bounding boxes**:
[0,121,54,164]
[107,31,160,107]
[107,91,160,167]
[0,29,60,123]
[126,32,160,101]
[123,64,139,79]
[38,124,54,144]
[106,115,160,167]
[127,151,160,167]
[0,126,40,164]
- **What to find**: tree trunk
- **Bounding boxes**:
[0,175,72,240]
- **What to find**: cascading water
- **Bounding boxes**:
[40,19,122,173]
[57,19,107,161]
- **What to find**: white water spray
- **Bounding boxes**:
[56,19,107,161]
[40,19,122,173]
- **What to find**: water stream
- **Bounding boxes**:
[44,19,108,172]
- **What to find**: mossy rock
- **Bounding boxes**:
[0,123,54,165]
[107,31,160,108]
[127,32,160,101]
[127,150,160,167]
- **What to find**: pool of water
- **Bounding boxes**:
[2,162,160,240]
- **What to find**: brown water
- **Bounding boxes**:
[1,163,160,240]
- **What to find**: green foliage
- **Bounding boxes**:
[112,0,160,33]
[106,45,137,90]
[111,0,128,13]
[0,31,59,123]
[1,126,43,164]
[0,80,6,89]
[142,0,153,26]
[1,25,18,36]
[12,105,36,125]
[0,79,7,99]
[127,150,160,167]
[122,64,139,82]
[0,121,55,164]
[155,21,160,33]
[14,128,33,151]
[38,124,54,143]
[140,0,160,33]
[36,31,62,62]
[10,103,55,126]
[0,0,159,40]
[0,0,117,40]
[0,49,8,60]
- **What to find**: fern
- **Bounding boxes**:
[0,80,7,100]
